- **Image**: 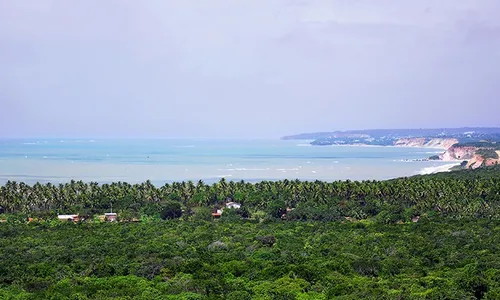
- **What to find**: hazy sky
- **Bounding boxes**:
[1,0,499,138]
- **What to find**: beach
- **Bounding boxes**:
[418,163,461,175]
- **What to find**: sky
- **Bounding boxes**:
[1,0,499,138]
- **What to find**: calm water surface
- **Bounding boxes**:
[0,139,453,185]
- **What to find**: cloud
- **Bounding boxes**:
[1,0,499,138]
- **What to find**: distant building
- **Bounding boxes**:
[225,202,241,209]
[281,207,294,219]
[212,209,223,218]
[57,214,80,222]
[105,213,117,222]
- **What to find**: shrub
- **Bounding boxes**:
[160,202,182,220]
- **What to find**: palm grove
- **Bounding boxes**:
[1,167,499,221]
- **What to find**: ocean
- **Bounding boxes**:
[0,139,456,185]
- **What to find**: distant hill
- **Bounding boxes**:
[282,127,500,140]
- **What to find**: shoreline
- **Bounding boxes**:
[418,163,460,175]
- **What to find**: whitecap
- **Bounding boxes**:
[411,151,442,154]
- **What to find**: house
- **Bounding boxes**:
[212,209,223,218]
[411,216,420,223]
[225,202,241,209]
[105,213,117,222]
[281,207,294,219]
[57,214,80,222]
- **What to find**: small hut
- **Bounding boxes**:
[212,209,223,218]
[105,213,117,222]
[57,214,80,222]
[225,202,241,209]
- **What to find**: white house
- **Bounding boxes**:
[225,202,241,209]
[104,213,117,222]
[57,214,80,222]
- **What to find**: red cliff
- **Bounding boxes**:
[440,145,477,161]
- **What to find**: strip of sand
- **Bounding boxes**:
[419,163,460,175]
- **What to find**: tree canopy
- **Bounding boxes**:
[1,166,499,299]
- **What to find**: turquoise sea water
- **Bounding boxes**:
[0,139,454,185]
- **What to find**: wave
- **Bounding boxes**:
[411,151,443,154]
[218,168,271,171]
[394,159,417,163]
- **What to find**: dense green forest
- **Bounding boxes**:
[1,218,499,299]
[1,166,500,299]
